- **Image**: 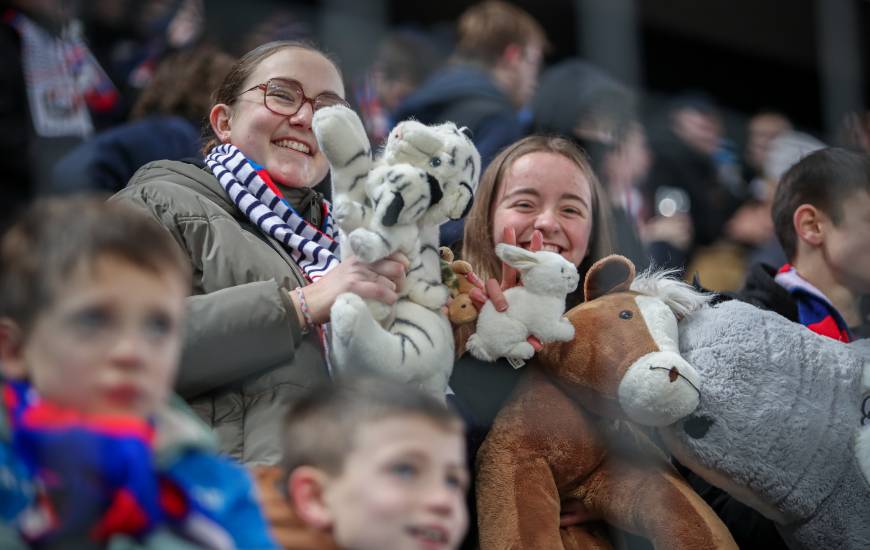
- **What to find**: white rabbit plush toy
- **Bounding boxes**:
[467,244,580,362]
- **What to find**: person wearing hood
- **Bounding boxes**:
[532,60,696,272]
[532,60,651,270]
[393,1,548,247]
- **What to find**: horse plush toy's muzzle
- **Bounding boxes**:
[617,351,701,427]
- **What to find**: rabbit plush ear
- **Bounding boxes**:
[495,243,539,271]
[584,255,636,301]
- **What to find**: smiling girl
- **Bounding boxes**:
[112,41,406,465]
[451,133,613,432]
[448,135,612,545]
[461,135,612,299]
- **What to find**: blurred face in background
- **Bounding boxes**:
[375,70,416,112]
[602,123,652,196]
[503,42,543,108]
[672,107,722,157]
[746,113,792,174]
[514,43,542,108]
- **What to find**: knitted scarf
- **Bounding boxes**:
[2,381,194,544]
[205,144,340,281]
[775,263,853,343]
[3,9,117,137]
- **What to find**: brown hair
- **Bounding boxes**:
[0,197,192,335]
[130,44,235,125]
[462,135,613,289]
[455,1,548,66]
[201,40,344,154]
[281,377,463,476]
[772,147,870,260]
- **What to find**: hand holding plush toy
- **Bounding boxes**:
[462,229,549,355]
[312,105,481,399]
[476,255,735,550]
[466,243,579,362]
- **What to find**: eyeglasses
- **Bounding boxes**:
[239,77,349,117]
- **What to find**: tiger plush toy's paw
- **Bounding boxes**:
[312,105,371,194]
[332,196,364,231]
[348,228,391,264]
[408,282,451,311]
[330,292,368,345]
[366,299,392,322]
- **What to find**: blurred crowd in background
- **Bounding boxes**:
[2,0,869,293]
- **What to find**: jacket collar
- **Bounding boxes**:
[140,159,322,225]
[130,159,240,219]
[127,159,310,286]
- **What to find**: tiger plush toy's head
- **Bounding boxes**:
[381,120,481,226]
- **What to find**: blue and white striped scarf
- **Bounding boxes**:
[205,144,340,281]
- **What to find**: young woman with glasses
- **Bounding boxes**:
[111,41,407,466]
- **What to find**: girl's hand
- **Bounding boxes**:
[295,253,409,324]
[466,228,544,351]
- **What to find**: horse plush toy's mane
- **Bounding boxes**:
[630,268,714,320]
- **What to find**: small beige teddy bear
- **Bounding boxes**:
[439,246,478,326]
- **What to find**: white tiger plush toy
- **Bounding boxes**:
[312,105,480,398]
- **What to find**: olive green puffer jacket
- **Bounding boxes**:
[112,160,330,465]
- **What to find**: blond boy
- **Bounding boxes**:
[280,378,469,550]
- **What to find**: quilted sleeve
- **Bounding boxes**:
[109,180,305,401]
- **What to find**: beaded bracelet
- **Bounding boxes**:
[294,286,314,334]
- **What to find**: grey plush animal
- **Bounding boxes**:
[661,300,870,550]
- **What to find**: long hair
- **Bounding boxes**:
[461,135,613,292]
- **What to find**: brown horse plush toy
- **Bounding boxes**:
[475,255,737,549]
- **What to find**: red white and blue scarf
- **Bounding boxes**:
[3,9,118,137]
[205,144,340,281]
[775,263,854,343]
[2,381,194,544]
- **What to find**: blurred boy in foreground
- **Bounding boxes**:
[0,198,275,549]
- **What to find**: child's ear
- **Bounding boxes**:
[209,103,233,144]
[793,204,825,247]
[0,318,27,379]
[288,466,334,530]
